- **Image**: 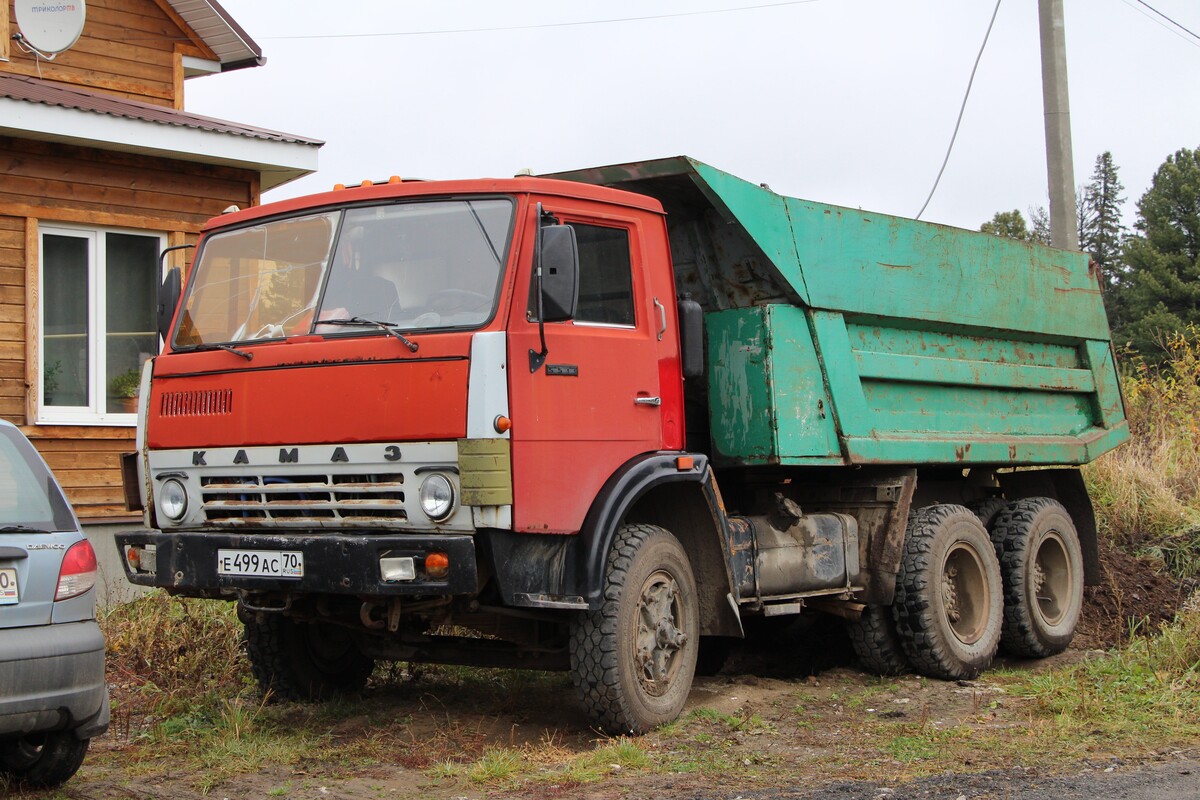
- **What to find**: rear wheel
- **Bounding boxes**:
[990,498,1084,657]
[967,496,1011,531]
[243,613,375,701]
[846,605,909,676]
[893,505,1003,680]
[1,731,89,788]
[570,524,699,734]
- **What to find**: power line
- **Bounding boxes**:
[915,0,1004,221]
[1118,0,1200,48]
[1134,0,1200,42]
[257,0,821,41]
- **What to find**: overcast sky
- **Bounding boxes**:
[187,0,1200,235]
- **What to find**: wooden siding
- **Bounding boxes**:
[1,0,208,107]
[21,427,139,520]
[1,136,256,231]
[0,140,257,520]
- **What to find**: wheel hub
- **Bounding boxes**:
[635,571,688,697]
[942,542,990,645]
[1033,530,1072,626]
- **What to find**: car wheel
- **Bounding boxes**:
[1,731,89,788]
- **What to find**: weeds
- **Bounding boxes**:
[102,593,249,715]
[1086,326,1200,580]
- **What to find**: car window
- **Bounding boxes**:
[0,428,77,532]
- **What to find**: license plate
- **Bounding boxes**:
[216,549,303,579]
[0,567,18,604]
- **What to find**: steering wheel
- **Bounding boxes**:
[427,289,490,314]
[411,311,442,327]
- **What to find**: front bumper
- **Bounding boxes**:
[0,621,109,740]
[115,529,480,597]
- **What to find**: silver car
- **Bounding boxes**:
[0,420,108,788]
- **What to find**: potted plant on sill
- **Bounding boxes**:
[109,367,141,414]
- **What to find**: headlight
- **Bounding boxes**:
[159,478,188,522]
[419,473,455,521]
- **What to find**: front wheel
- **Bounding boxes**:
[990,498,1084,657]
[1,731,89,788]
[570,524,699,734]
[243,612,375,701]
[893,504,1003,680]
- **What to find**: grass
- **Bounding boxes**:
[1004,610,1200,745]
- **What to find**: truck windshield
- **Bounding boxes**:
[173,198,514,347]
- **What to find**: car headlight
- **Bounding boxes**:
[159,478,188,522]
[419,473,455,521]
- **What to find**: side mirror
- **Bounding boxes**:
[537,225,579,322]
[157,267,181,344]
[678,295,705,378]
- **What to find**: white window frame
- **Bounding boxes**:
[37,224,167,426]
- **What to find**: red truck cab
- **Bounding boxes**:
[143,177,685,536]
[120,176,717,733]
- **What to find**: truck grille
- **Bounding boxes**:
[199,472,406,525]
[161,389,234,417]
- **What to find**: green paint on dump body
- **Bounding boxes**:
[548,157,1129,468]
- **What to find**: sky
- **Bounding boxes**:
[186,0,1200,235]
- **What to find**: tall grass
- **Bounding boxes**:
[1085,326,1200,579]
[102,593,250,716]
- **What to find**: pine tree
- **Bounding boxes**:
[1116,146,1200,359]
[1078,152,1127,328]
[1080,152,1126,273]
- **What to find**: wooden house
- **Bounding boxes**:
[0,0,321,526]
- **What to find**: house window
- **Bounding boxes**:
[39,226,164,424]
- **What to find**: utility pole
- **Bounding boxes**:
[1039,0,1079,250]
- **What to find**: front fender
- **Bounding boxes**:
[576,451,711,608]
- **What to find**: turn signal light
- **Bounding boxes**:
[425,552,450,579]
[494,415,512,433]
[676,456,695,471]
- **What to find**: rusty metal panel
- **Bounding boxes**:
[707,305,840,465]
[550,156,1129,467]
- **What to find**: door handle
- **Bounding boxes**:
[654,297,666,341]
[635,396,662,406]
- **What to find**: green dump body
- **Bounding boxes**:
[548,157,1129,468]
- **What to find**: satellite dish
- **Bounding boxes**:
[13,0,87,56]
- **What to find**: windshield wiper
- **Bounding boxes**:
[180,342,254,360]
[319,318,419,353]
[0,525,50,533]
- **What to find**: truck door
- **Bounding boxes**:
[508,214,663,533]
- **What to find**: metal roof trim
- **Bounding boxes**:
[166,0,264,71]
[0,74,322,146]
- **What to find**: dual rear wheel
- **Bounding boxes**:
[849,498,1084,679]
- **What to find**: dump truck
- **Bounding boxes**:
[117,157,1128,733]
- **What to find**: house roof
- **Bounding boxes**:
[166,0,265,72]
[0,74,322,190]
